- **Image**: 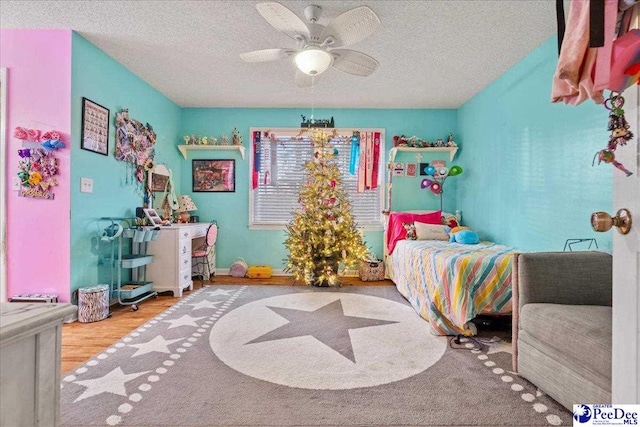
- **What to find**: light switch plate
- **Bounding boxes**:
[80,177,93,193]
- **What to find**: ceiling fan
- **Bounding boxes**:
[240,2,381,87]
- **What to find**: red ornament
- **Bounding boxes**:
[330,180,336,188]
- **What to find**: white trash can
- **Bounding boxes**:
[78,285,110,323]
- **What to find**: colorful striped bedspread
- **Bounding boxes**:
[387,240,515,336]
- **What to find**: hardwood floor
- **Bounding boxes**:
[61,275,392,374]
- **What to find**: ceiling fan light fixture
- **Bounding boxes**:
[294,47,333,76]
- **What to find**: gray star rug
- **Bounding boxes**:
[60,285,571,426]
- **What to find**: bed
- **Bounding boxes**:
[385,211,515,336]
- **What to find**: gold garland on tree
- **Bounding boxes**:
[284,128,368,286]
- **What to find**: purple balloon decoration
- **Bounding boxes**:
[420,179,433,189]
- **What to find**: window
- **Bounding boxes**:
[250,128,384,230]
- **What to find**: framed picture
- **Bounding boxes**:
[419,163,430,176]
[143,208,163,226]
[81,97,110,156]
[406,163,417,177]
[192,159,235,192]
[392,162,405,177]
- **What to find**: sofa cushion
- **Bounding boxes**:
[519,303,611,382]
[517,335,611,410]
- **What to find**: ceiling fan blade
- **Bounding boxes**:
[321,6,381,48]
[240,48,294,63]
[256,2,310,42]
[295,70,321,88]
[331,49,379,77]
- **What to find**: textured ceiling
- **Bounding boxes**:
[1,0,557,109]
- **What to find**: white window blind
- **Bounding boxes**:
[250,129,384,229]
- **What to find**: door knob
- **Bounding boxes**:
[591,208,632,235]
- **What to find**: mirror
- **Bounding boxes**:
[147,164,175,218]
[148,164,171,194]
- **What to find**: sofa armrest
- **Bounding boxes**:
[516,251,612,309]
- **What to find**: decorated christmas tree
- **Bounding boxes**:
[285,129,368,286]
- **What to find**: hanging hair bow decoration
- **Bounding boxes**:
[42,139,66,150]
[593,92,634,177]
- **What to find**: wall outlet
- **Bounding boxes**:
[80,177,93,193]
[12,177,21,191]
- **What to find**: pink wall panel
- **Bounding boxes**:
[1,30,72,301]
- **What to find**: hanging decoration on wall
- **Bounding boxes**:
[348,131,360,175]
[14,127,64,200]
[593,92,634,177]
[420,162,463,211]
[300,115,335,128]
[115,109,157,190]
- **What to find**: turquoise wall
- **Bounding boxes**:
[70,33,182,295]
[179,108,457,268]
[457,38,612,252]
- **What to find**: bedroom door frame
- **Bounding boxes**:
[611,84,639,403]
[0,67,7,303]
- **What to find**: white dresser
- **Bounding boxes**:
[0,302,77,427]
[146,223,215,297]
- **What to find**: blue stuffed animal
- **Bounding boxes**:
[449,227,479,244]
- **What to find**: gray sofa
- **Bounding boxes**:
[512,251,612,410]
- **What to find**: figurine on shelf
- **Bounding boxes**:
[200,136,208,145]
[392,135,408,147]
[209,136,218,145]
[220,134,230,145]
[446,133,458,147]
[232,128,243,146]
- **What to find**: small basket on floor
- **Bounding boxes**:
[78,285,110,323]
[359,259,385,281]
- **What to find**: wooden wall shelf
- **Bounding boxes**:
[177,145,245,160]
[388,146,458,162]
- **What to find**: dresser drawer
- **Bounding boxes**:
[179,266,192,286]
[179,253,191,270]
[192,226,207,238]
[179,240,191,256]
[179,228,192,240]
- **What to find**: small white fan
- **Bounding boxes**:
[240,2,381,87]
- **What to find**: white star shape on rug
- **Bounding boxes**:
[163,314,205,329]
[205,289,234,297]
[188,299,223,311]
[73,367,150,402]
[485,336,512,355]
[128,335,184,357]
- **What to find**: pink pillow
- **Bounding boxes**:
[387,211,441,254]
